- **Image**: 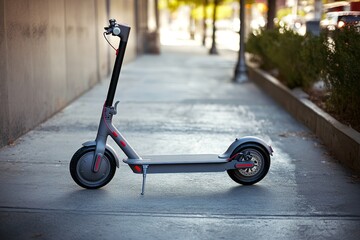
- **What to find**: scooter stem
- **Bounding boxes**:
[104,22,131,107]
[105,40,128,107]
[92,22,132,172]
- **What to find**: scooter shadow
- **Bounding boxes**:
[222,184,273,199]
[139,184,272,201]
[227,184,269,194]
[59,188,112,205]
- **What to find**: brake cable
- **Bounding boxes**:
[103,32,117,52]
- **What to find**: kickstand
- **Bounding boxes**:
[141,165,149,195]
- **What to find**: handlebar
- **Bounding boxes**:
[104,19,130,42]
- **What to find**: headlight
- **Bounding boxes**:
[338,20,345,28]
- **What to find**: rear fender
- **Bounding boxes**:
[82,141,120,168]
[219,136,273,159]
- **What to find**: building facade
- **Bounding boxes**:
[0,0,152,147]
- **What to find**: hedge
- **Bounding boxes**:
[246,26,360,130]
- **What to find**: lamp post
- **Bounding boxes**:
[233,0,248,83]
[209,0,219,55]
[202,0,208,46]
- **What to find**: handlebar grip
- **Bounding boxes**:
[104,19,121,36]
[103,19,130,41]
[112,27,121,36]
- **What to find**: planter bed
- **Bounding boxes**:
[248,66,360,173]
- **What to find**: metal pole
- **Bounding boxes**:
[209,0,219,55]
[233,0,248,83]
[202,0,208,46]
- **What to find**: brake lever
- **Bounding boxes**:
[104,26,112,35]
[114,101,120,115]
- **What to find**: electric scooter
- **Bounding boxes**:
[69,19,273,195]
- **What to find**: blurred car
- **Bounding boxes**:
[321,11,360,31]
[278,15,306,35]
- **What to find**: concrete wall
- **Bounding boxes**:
[0,0,142,147]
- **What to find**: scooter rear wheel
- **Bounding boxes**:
[227,144,270,185]
[70,146,116,189]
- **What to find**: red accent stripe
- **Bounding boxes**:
[235,163,254,168]
[112,131,118,137]
[120,141,126,147]
[228,153,239,162]
[95,155,101,171]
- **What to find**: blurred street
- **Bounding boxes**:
[0,44,360,240]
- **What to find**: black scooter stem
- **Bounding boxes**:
[105,40,128,107]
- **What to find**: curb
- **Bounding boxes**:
[248,66,360,173]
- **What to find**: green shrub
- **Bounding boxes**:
[322,27,360,126]
[246,27,320,89]
[299,32,326,89]
[246,28,278,70]
[269,28,305,88]
[246,26,360,129]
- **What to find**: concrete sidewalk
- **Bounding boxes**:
[0,45,360,240]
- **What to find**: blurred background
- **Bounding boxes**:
[1,0,359,148]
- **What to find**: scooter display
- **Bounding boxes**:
[69,19,273,195]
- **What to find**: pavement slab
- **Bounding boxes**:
[0,45,359,240]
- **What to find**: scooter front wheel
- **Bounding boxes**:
[69,146,116,189]
[227,144,270,185]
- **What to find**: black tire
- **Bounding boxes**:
[69,146,116,189]
[227,144,270,185]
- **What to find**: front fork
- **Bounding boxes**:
[92,101,141,172]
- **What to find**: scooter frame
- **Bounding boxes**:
[70,19,273,195]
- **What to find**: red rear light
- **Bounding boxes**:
[133,165,142,173]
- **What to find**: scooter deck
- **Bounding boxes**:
[124,154,232,174]
[124,154,252,195]
[124,154,227,165]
